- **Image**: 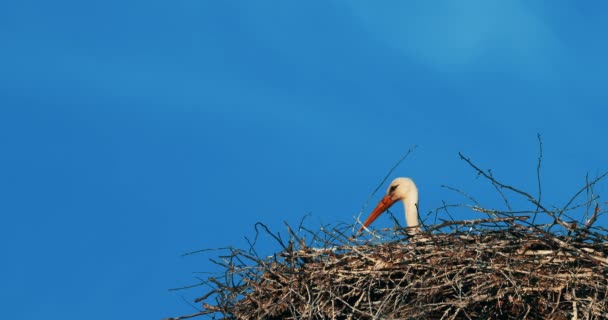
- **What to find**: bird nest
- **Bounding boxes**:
[168,152,608,319]
[168,212,608,320]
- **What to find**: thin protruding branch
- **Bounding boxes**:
[458,152,572,231]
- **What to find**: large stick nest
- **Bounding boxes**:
[172,218,608,320]
[168,153,608,320]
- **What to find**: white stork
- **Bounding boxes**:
[359,177,420,234]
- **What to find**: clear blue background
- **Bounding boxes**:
[1,1,607,319]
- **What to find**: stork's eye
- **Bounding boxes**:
[389,185,398,194]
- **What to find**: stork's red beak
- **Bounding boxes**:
[359,195,398,232]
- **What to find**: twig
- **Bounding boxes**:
[459,152,572,231]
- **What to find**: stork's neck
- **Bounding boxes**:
[402,191,419,229]
[403,200,419,228]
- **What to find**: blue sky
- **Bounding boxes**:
[2,1,608,319]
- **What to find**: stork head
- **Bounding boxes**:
[359,177,418,232]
